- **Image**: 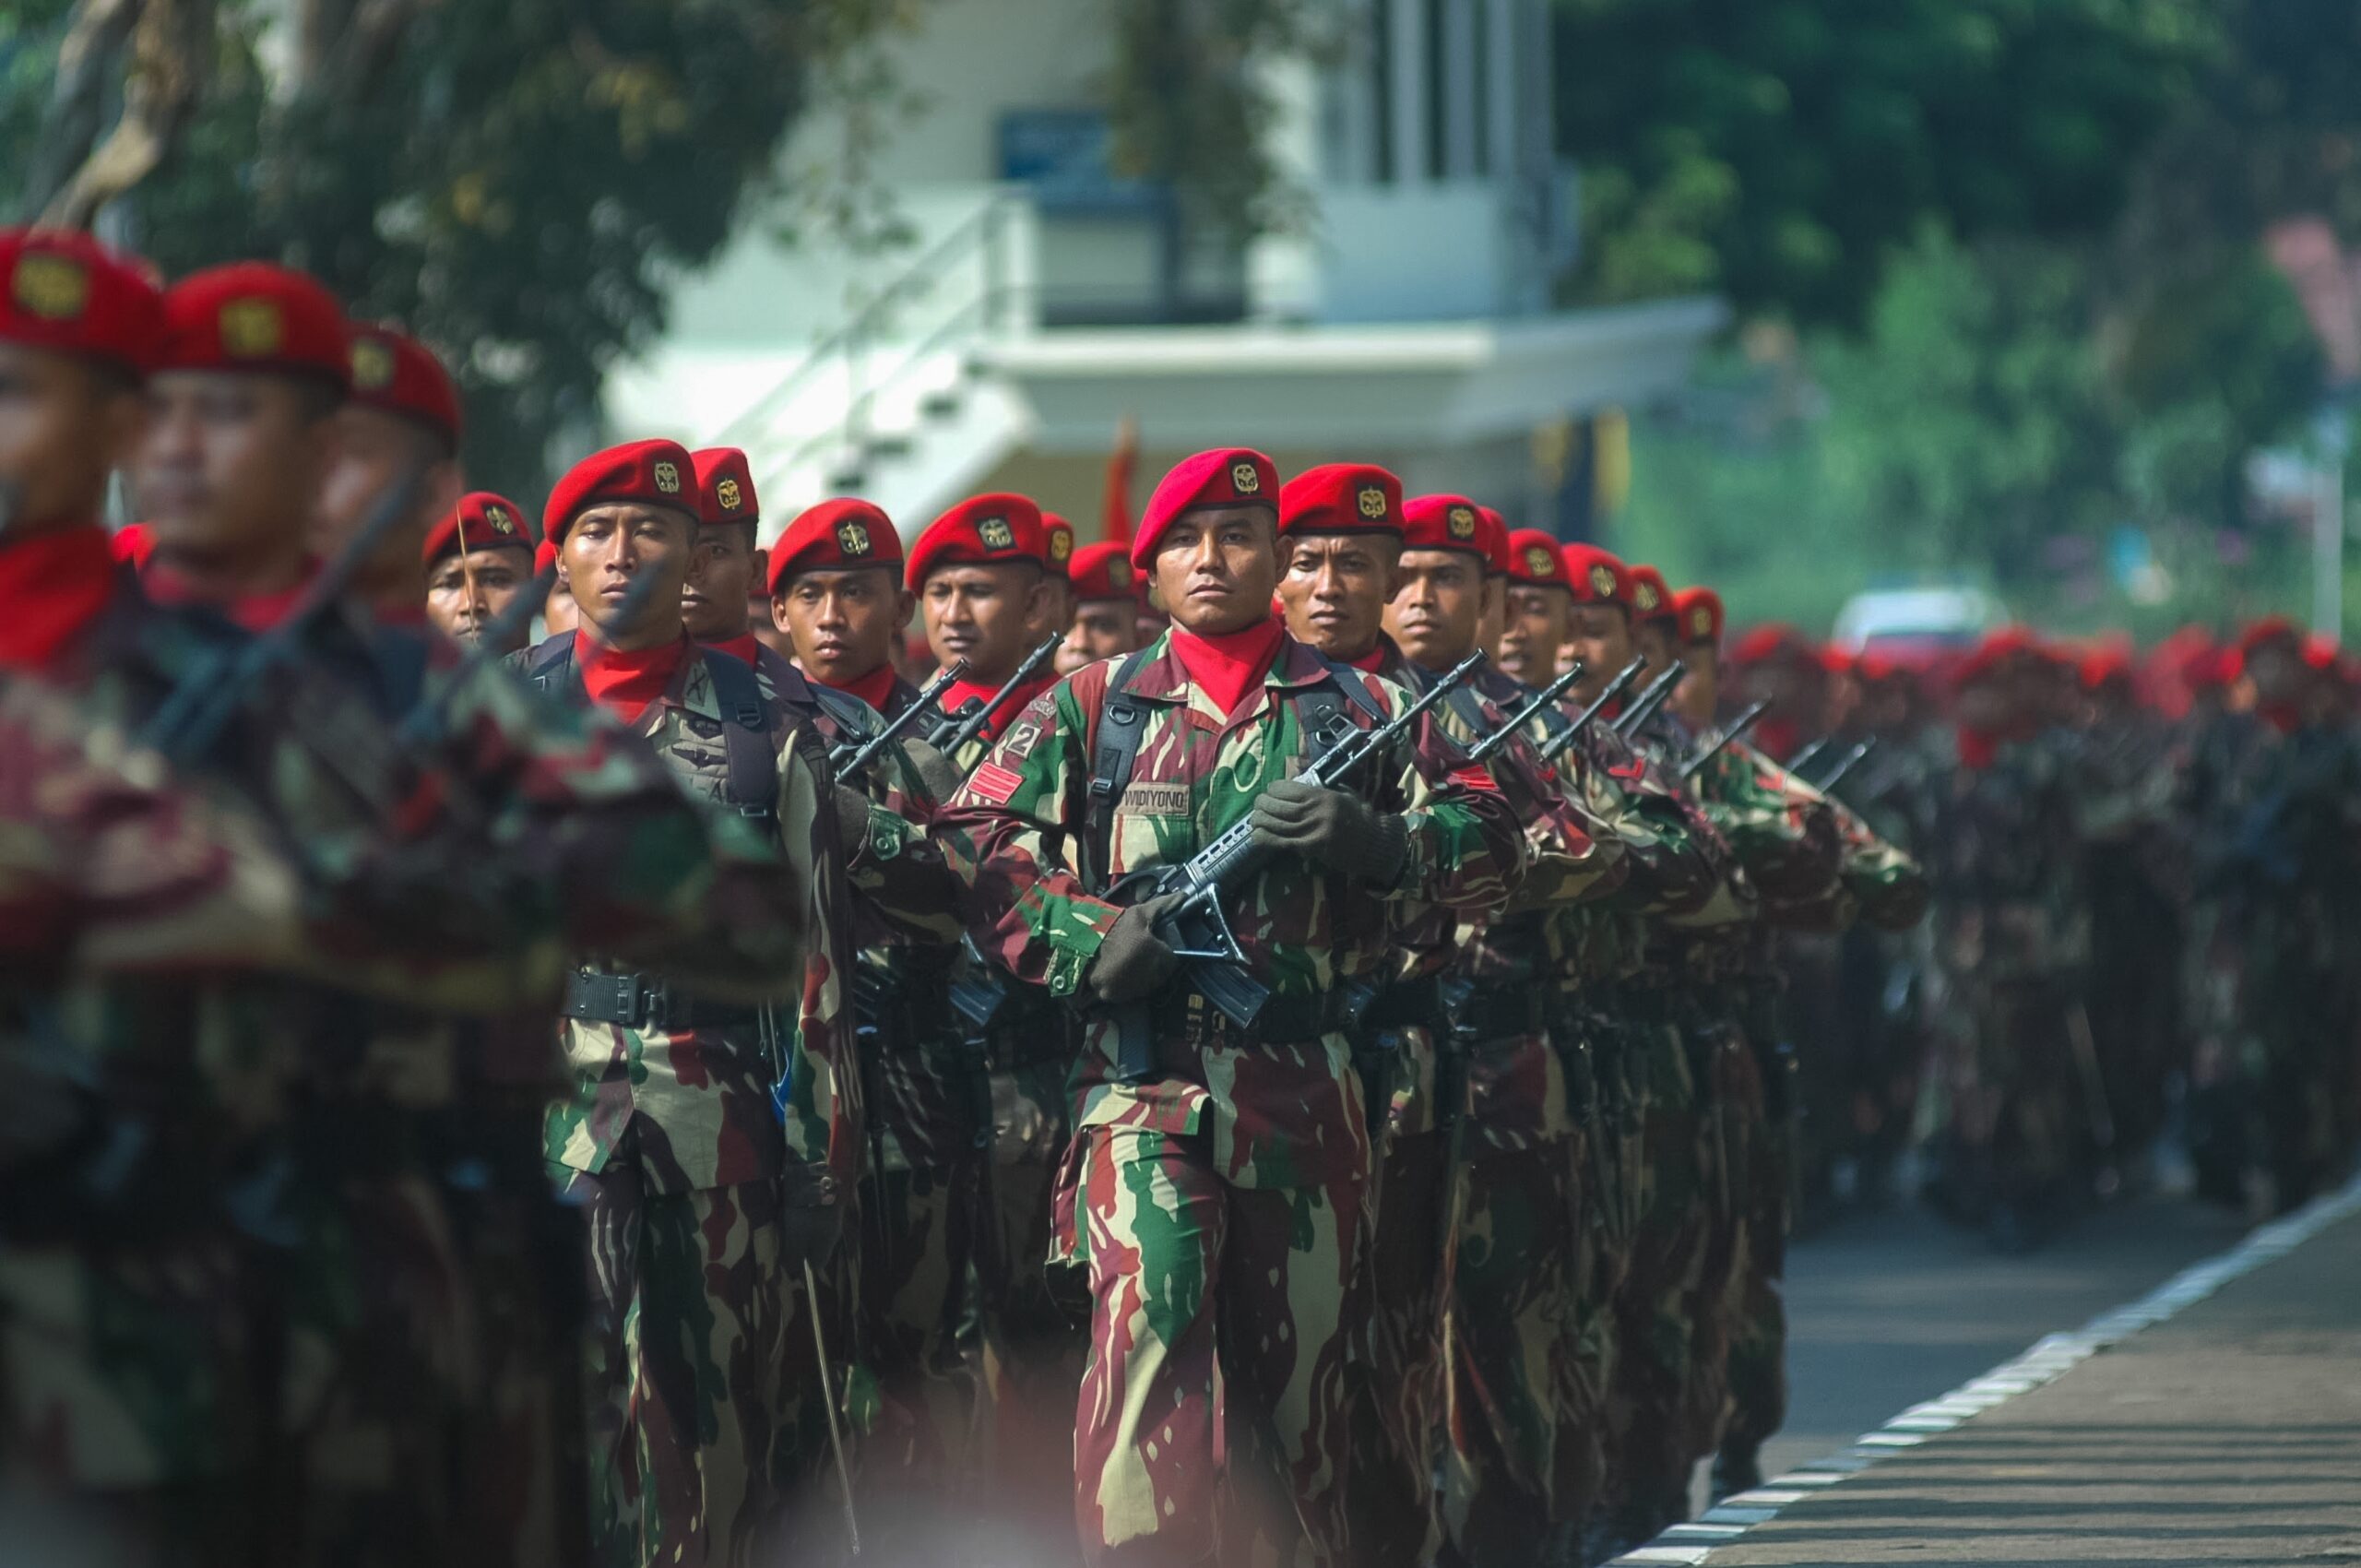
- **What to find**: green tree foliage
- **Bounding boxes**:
[4,0,917,498]
[1554,0,2212,324]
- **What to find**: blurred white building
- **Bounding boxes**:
[604,0,1726,541]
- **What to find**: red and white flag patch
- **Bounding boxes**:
[1449,765,1501,792]
[967,762,1026,805]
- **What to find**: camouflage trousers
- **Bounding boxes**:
[1602,1009,1711,1535]
[1071,1123,1369,1568]
[1440,1130,1584,1568]
[976,1059,1090,1554]
[859,1161,979,1499]
[570,1154,787,1568]
[1675,1008,1751,1473]
[1719,1039,1787,1463]
[1346,1123,1460,1568]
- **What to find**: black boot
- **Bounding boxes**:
[1711,1443,1763,1504]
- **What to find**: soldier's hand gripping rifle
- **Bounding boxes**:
[1460,659,1584,767]
[140,463,430,761]
[928,635,1061,764]
[1104,650,1486,1037]
[1531,656,1647,759]
[1678,696,1773,780]
[831,658,967,785]
[1610,661,1685,737]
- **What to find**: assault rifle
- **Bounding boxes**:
[1105,649,1485,1040]
[1679,697,1773,780]
[1610,662,1685,737]
[1531,657,1646,759]
[929,635,1061,763]
[1784,737,1831,777]
[1815,736,1877,792]
[141,462,429,760]
[1461,659,1584,767]
[832,658,966,783]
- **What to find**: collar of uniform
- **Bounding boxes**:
[1117,623,1338,704]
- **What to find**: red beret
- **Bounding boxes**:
[1473,505,1512,576]
[1671,587,1723,646]
[694,447,758,528]
[1952,625,2036,688]
[2081,644,2135,690]
[2236,615,2299,661]
[1560,542,1630,608]
[1730,623,1807,666]
[0,229,162,376]
[1133,447,1278,567]
[1280,463,1404,539]
[1068,540,1139,602]
[158,262,348,386]
[768,498,901,592]
[543,438,699,545]
[423,491,533,566]
[1400,493,1490,561]
[1626,564,1674,624]
[347,323,459,446]
[1041,512,1077,576]
[908,492,1046,588]
[1505,528,1570,588]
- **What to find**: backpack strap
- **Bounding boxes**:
[526,634,580,700]
[1084,647,1157,891]
[698,647,778,830]
[805,679,879,743]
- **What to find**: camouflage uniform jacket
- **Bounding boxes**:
[935,626,1525,1183]
[1928,730,2087,985]
[519,633,870,1194]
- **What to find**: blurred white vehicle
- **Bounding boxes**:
[1830,585,2009,660]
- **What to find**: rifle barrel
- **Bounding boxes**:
[834,657,968,780]
[1465,659,1585,766]
[1678,696,1773,780]
[943,635,1062,762]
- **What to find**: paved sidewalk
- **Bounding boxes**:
[1638,1193,2361,1566]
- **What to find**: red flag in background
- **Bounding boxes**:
[1102,414,1138,546]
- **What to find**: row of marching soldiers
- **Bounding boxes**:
[1723,617,2361,1247]
[0,223,1925,1568]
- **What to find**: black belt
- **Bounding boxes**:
[562,971,764,1031]
[1358,977,1445,1032]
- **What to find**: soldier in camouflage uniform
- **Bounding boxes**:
[1541,543,1750,1559]
[1059,540,1147,677]
[0,236,806,1565]
[907,493,1086,1540]
[1378,496,1633,1568]
[767,497,989,1532]
[516,437,884,1568]
[1921,630,2099,1250]
[937,447,1524,1567]
[1661,586,1928,1501]
[421,490,539,654]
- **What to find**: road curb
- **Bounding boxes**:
[1606,1169,2361,1567]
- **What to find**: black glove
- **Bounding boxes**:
[1086,891,1186,1004]
[1252,778,1410,885]
[778,1159,844,1271]
[833,784,872,842]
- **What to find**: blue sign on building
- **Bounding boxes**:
[999,109,1162,216]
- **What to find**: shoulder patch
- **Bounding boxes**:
[968,761,1025,804]
[1449,765,1502,792]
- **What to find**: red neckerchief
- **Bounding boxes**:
[1171,618,1284,718]
[938,671,1053,740]
[1754,717,1804,764]
[146,557,319,632]
[577,631,690,725]
[2258,700,2302,736]
[1956,724,1999,770]
[109,522,154,567]
[0,525,118,672]
[705,633,763,669]
[1342,646,1386,673]
[818,662,901,712]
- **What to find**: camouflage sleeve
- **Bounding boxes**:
[1827,788,1930,932]
[1468,716,1627,916]
[773,724,864,1186]
[935,682,1124,997]
[1691,740,1845,915]
[1371,679,1526,914]
[0,683,306,972]
[1563,725,1728,917]
[442,652,805,988]
[843,739,967,949]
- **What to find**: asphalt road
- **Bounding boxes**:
[1749,1189,2255,1489]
